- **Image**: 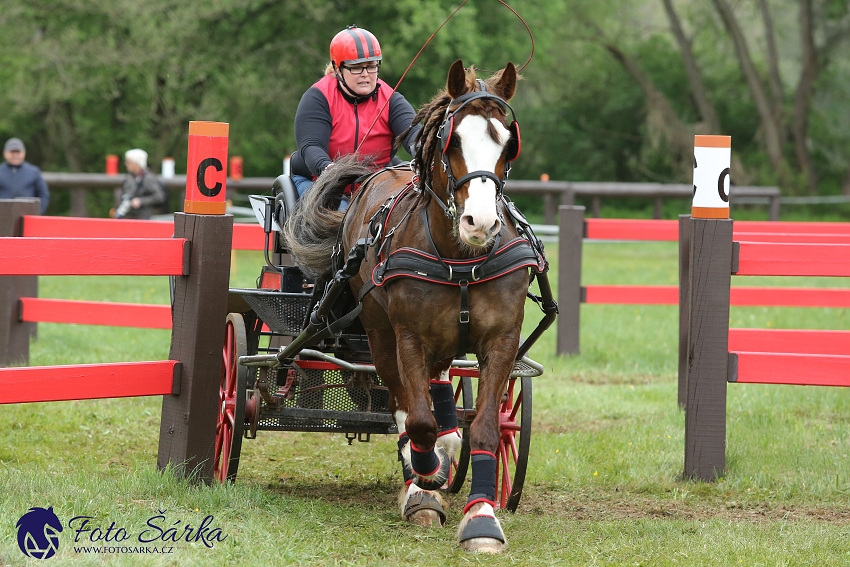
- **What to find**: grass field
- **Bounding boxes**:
[2,237,850,566]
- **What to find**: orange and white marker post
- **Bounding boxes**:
[691,135,731,219]
[184,121,229,215]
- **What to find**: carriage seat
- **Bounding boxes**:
[272,173,298,227]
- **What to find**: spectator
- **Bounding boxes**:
[115,149,167,219]
[0,138,50,214]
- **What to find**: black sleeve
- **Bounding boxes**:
[388,92,422,156]
[294,87,333,177]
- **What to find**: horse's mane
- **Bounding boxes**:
[396,66,518,191]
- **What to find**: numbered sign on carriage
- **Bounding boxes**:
[184,121,229,215]
[692,135,731,219]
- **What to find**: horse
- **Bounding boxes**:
[282,60,543,553]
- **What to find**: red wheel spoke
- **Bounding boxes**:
[499,442,512,507]
[509,391,522,421]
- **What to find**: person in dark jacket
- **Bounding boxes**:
[290,25,421,209]
[0,138,50,214]
[115,148,167,219]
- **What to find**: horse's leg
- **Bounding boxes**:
[367,327,446,528]
[394,327,452,526]
[456,343,515,553]
[430,358,463,460]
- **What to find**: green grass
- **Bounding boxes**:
[2,240,850,566]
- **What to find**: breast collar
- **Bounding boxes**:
[364,186,546,290]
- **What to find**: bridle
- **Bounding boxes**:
[425,80,521,220]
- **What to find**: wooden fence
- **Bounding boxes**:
[0,200,235,482]
[556,209,850,360]
[681,217,850,480]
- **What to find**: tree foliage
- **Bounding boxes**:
[0,0,849,216]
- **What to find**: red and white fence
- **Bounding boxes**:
[0,199,235,482]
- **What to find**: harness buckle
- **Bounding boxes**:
[471,265,480,281]
[459,310,470,324]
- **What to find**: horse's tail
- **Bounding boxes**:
[280,155,374,279]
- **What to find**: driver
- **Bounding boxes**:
[290,25,421,209]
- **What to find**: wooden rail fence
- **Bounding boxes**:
[681,217,850,480]
[0,199,234,482]
[557,208,850,358]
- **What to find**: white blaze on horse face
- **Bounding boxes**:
[454,115,509,247]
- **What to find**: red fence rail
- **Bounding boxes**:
[22,215,265,251]
[0,237,189,276]
[19,298,171,329]
[1,361,180,404]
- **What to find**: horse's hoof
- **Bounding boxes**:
[459,537,505,554]
[457,504,506,553]
[403,490,446,527]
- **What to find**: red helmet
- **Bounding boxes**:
[329,25,382,68]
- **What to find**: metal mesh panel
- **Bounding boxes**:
[256,364,394,433]
[240,290,311,335]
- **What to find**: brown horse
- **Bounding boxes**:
[283,60,540,553]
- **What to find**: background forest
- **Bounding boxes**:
[0,0,848,217]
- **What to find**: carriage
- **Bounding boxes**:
[213,61,557,551]
[215,184,552,512]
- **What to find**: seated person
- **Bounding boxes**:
[289,25,421,210]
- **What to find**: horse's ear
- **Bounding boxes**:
[447,60,468,99]
[493,62,517,101]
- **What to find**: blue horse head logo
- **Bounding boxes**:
[16,506,63,559]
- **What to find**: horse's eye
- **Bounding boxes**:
[448,136,461,149]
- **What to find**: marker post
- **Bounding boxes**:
[684,135,733,480]
[184,121,229,215]
[157,121,233,482]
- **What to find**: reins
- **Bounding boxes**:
[354,0,534,155]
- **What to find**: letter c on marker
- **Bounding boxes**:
[197,158,223,197]
[717,167,730,203]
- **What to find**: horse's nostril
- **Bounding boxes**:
[490,220,501,235]
[463,216,476,227]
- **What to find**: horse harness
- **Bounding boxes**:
[319,85,546,358]
[326,171,548,359]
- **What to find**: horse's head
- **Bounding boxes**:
[413,60,520,251]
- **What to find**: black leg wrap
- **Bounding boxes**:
[410,442,441,477]
[429,381,459,433]
[465,451,497,512]
[397,434,413,483]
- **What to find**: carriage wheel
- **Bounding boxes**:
[213,313,248,483]
[447,375,474,493]
[499,376,532,512]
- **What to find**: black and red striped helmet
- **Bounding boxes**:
[330,25,382,67]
